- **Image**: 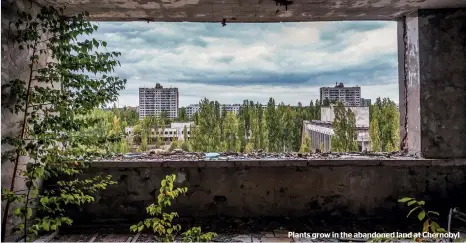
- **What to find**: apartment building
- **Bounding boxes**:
[360,98,372,107]
[222,104,242,114]
[320,83,361,106]
[185,103,268,118]
[139,83,179,119]
[185,104,200,118]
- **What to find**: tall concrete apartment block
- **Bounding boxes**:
[320,83,361,106]
[139,83,179,119]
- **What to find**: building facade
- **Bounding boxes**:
[360,98,371,107]
[320,83,361,106]
[139,83,179,120]
[125,122,194,142]
[184,103,267,118]
[185,104,200,118]
[302,106,371,152]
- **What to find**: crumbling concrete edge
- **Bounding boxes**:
[90,159,466,168]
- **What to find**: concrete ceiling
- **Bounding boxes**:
[38,0,466,22]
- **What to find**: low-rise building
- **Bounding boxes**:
[125,122,194,142]
[302,105,371,152]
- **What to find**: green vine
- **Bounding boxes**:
[1,6,125,241]
[130,174,217,242]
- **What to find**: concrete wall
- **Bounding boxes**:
[400,9,466,158]
[56,160,466,224]
[1,0,47,239]
[321,106,369,128]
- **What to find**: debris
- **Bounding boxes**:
[88,233,98,242]
[205,152,221,160]
[33,230,59,242]
[100,151,422,162]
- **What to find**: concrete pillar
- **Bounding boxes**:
[399,9,466,158]
[2,0,50,240]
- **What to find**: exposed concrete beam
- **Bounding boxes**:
[36,0,466,22]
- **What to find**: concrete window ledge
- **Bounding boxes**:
[91,158,466,168]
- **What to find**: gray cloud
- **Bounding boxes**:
[87,21,399,107]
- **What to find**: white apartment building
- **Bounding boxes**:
[139,83,179,120]
[222,104,242,114]
[185,104,200,118]
[185,103,252,118]
[320,83,361,106]
[125,122,194,142]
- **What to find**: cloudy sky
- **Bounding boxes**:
[91,21,399,107]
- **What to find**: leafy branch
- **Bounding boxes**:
[1,6,125,241]
[398,197,446,234]
[130,174,217,242]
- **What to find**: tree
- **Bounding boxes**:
[369,98,400,152]
[169,138,181,151]
[178,107,188,122]
[120,107,139,126]
[266,98,279,152]
[141,134,148,152]
[299,133,312,153]
[369,107,382,151]
[259,112,269,151]
[222,112,240,152]
[323,98,331,106]
[331,103,358,152]
[1,7,125,241]
[183,125,189,142]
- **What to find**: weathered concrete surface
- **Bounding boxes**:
[56,160,466,224]
[35,0,466,22]
[1,0,50,240]
[399,9,466,158]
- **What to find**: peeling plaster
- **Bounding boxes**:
[168,11,188,17]
[141,2,161,9]
[278,10,293,17]
[186,0,200,4]
[352,0,369,8]
[372,0,392,8]
[176,172,187,183]
[163,0,188,8]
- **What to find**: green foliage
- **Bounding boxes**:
[398,197,447,235]
[169,139,182,152]
[181,140,191,152]
[370,98,400,152]
[177,107,189,122]
[130,175,217,242]
[331,103,358,152]
[188,98,320,153]
[182,227,217,242]
[222,111,241,152]
[141,134,148,152]
[369,115,382,152]
[183,125,189,142]
[299,133,312,153]
[1,6,125,241]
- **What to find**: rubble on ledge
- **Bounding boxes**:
[97,149,423,162]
